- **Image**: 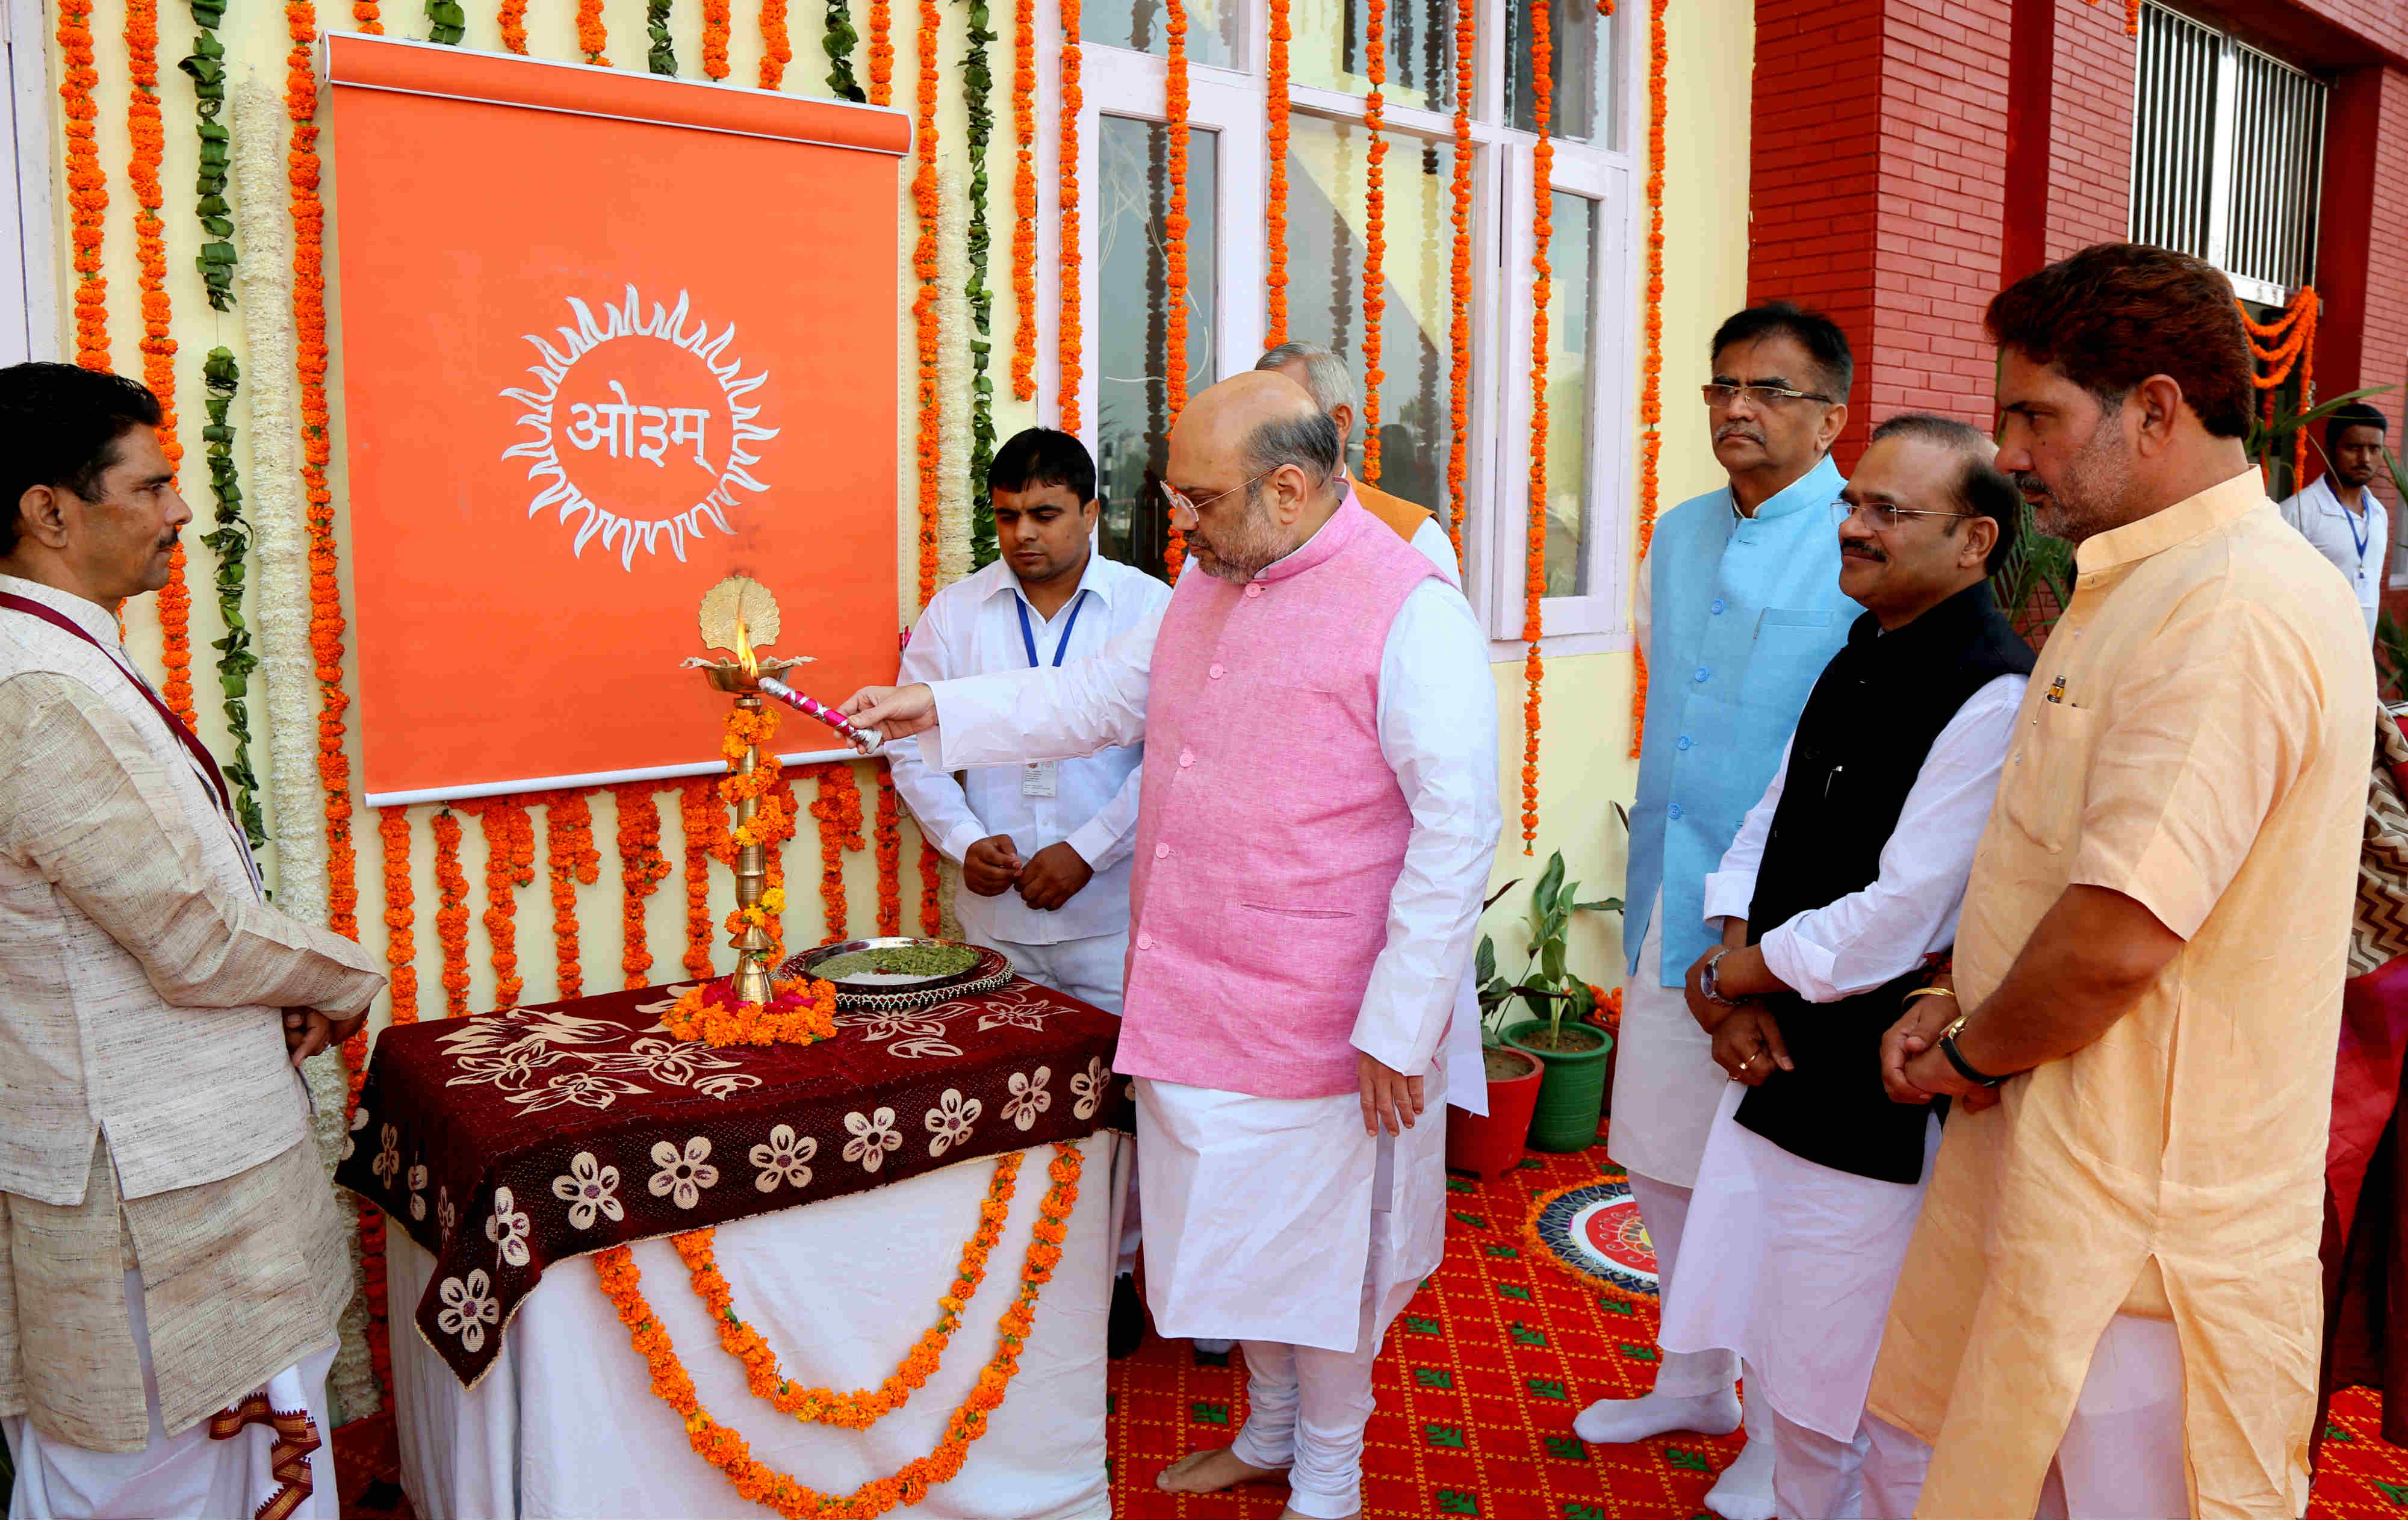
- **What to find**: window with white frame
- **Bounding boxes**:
[2131,1,2327,307]
[1045,0,1642,652]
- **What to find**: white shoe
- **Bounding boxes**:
[1704,1430,1777,1520]
[1572,1386,1742,1445]
[1193,1338,1235,1354]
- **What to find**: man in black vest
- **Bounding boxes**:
[1649,414,2035,1520]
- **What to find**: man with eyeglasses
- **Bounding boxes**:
[1651,415,2032,1519]
[1577,302,1858,1520]
[837,370,1498,1520]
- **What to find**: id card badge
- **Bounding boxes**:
[1020,760,1058,798]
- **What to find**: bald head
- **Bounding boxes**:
[1167,371,1346,581]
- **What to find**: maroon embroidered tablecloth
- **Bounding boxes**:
[335,977,1131,1388]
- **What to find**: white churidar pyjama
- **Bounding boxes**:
[1861,1315,2186,1520]
[4,1272,336,1520]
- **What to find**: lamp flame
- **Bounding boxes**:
[734,618,759,678]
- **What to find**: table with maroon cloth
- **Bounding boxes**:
[340,976,1133,1519]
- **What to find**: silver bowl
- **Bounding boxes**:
[781,937,1014,1013]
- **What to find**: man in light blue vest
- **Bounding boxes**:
[1575,303,1857,1520]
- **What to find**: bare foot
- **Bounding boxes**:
[1154,1447,1286,1494]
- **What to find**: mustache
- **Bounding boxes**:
[1839,539,1886,562]
[1714,423,1764,444]
[2009,470,2050,499]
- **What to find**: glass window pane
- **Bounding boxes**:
[1279,114,1468,524]
[1542,189,1597,598]
[1086,0,1244,70]
[1288,0,1457,114]
[1507,0,1622,149]
[1097,116,1220,582]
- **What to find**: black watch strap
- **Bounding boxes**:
[1938,1031,2008,1089]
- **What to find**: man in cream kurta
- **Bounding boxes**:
[0,363,387,1520]
[1863,246,2372,1520]
[843,373,1498,1520]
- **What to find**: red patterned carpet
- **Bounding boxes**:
[333,1138,2408,1519]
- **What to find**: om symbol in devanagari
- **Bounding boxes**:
[564,380,713,470]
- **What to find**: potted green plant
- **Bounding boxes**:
[1480,849,1621,1154]
[1445,875,1548,1182]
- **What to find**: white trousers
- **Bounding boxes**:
[1627,1171,1737,1400]
[1772,1410,1871,1520]
[1229,1273,1403,1519]
[4,1273,337,1520]
[1861,1315,2186,1520]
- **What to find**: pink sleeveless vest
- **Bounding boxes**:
[1116,497,1439,1099]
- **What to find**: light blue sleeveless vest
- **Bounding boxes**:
[1625,454,1854,984]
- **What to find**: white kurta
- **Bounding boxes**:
[920,532,1500,1352]
[2278,474,2388,636]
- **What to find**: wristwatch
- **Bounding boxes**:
[1699,949,1739,1008]
[1935,1010,2008,1088]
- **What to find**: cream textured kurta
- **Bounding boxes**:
[0,576,384,1449]
[1864,473,2374,1519]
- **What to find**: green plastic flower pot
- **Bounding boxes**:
[1503,1018,1613,1153]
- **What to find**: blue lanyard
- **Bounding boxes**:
[1016,588,1089,668]
[2344,488,2373,562]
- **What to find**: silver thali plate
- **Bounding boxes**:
[780,937,1015,1013]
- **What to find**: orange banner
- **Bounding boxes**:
[325,36,906,802]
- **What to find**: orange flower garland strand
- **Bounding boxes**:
[1160,0,1191,580]
[662,975,837,1047]
[432,810,471,1016]
[545,793,600,1000]
[2239,288,2320,479]
[1057,0,1082,432]
[615,784,668,988]
[1520,0,1553,855]
[1358,0,1387,486]
[284,0,362,942]
[759,0,791,87]
[875,763,904,934]
[1009,0,1037,400]
[681,779,727,981]
[470,799,535,1006]
[58,0,107,370]
[353,0,382,29]
[1629,0,1668,757]
[868,0,892,103]
[910,0,942,610]
[703,0,731,77]
[919,836,945,935]
[379,807,419,1027]
[127,0,194,727]
[1444,0,1474,557]
[1263,0,1290,345]
[498,0,527,51]
[577,0,609,62]
[593,1142,1082,1519]
[811,763,864,943]
[678,1153,1021,1428]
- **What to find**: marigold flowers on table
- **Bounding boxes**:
[663,975,837,1048]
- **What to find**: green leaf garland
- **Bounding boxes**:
[823,0,866,100]
[648,0,677,73]
[425,0,465,42]
[177,0,233,310]
[961,0,998,568]
[196,348,267,847]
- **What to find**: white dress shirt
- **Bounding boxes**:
[918,507,1501,1097]
[887,551,1173,945]
[1699,672,2026,1000]
[2279,474,2388,635]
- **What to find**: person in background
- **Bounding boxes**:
[1659,416,2031,1520]
[1864,243,2372,1520]
[2279,401,2392,636]
[886,425,1171,1359]
[1254,341,1461,585]
[1575,301,1860,1520]
[0,361,387,1520]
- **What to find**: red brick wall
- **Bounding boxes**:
[2309,64,2408,530]
[2282,0,2408,68]
[2043,0,2134,258]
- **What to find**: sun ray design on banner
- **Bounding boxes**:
[498,285,779,571]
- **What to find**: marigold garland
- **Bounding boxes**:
[868,0,892,103]
[1055,0,1082,432]
[1629,0,1668,757]
[662,973,837,1047]
[1160,0,1192,580]
[380,806,419,1026]
[1519,0,1552,856]
[58,0,107,370]
[594,1142,1082,1519]
[2240,287,2320,480]
[911,3,943,607]
[1522,1179,1651,1308]
[760,0,793,87]
[577,0,609,63]
[681,778,729,980]
[545,793,599,1000]
[1358,0,1388,487]
[680,1153,1020,1427]
[1008,0,1037,400]
[811,763,865,943]
[467,799,535,1006]
[616,784,669,988]
[498,0,528,52]
[919,836,944,936]
[285,0,362,942]
[128,0,195,730]
[432,810,471,1016]
[701,0,731,76]
[874,763,903,935]
[353,0,382,31]
[1262,0,1290,345]
[1444,1,1474,559]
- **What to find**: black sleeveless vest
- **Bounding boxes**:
[1733,580,2035,1183]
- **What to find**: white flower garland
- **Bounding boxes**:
[935,157,975,589]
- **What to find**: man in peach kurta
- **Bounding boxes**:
[1862,245,2374,1520]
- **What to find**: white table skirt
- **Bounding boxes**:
[389,1132,1125,1520]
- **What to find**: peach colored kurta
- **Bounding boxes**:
[1864,471,2374,1519]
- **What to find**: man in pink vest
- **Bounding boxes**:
[842,371,1501,1519]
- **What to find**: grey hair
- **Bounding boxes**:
[1241,406,1344,492]
[1254,341,1360,420]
